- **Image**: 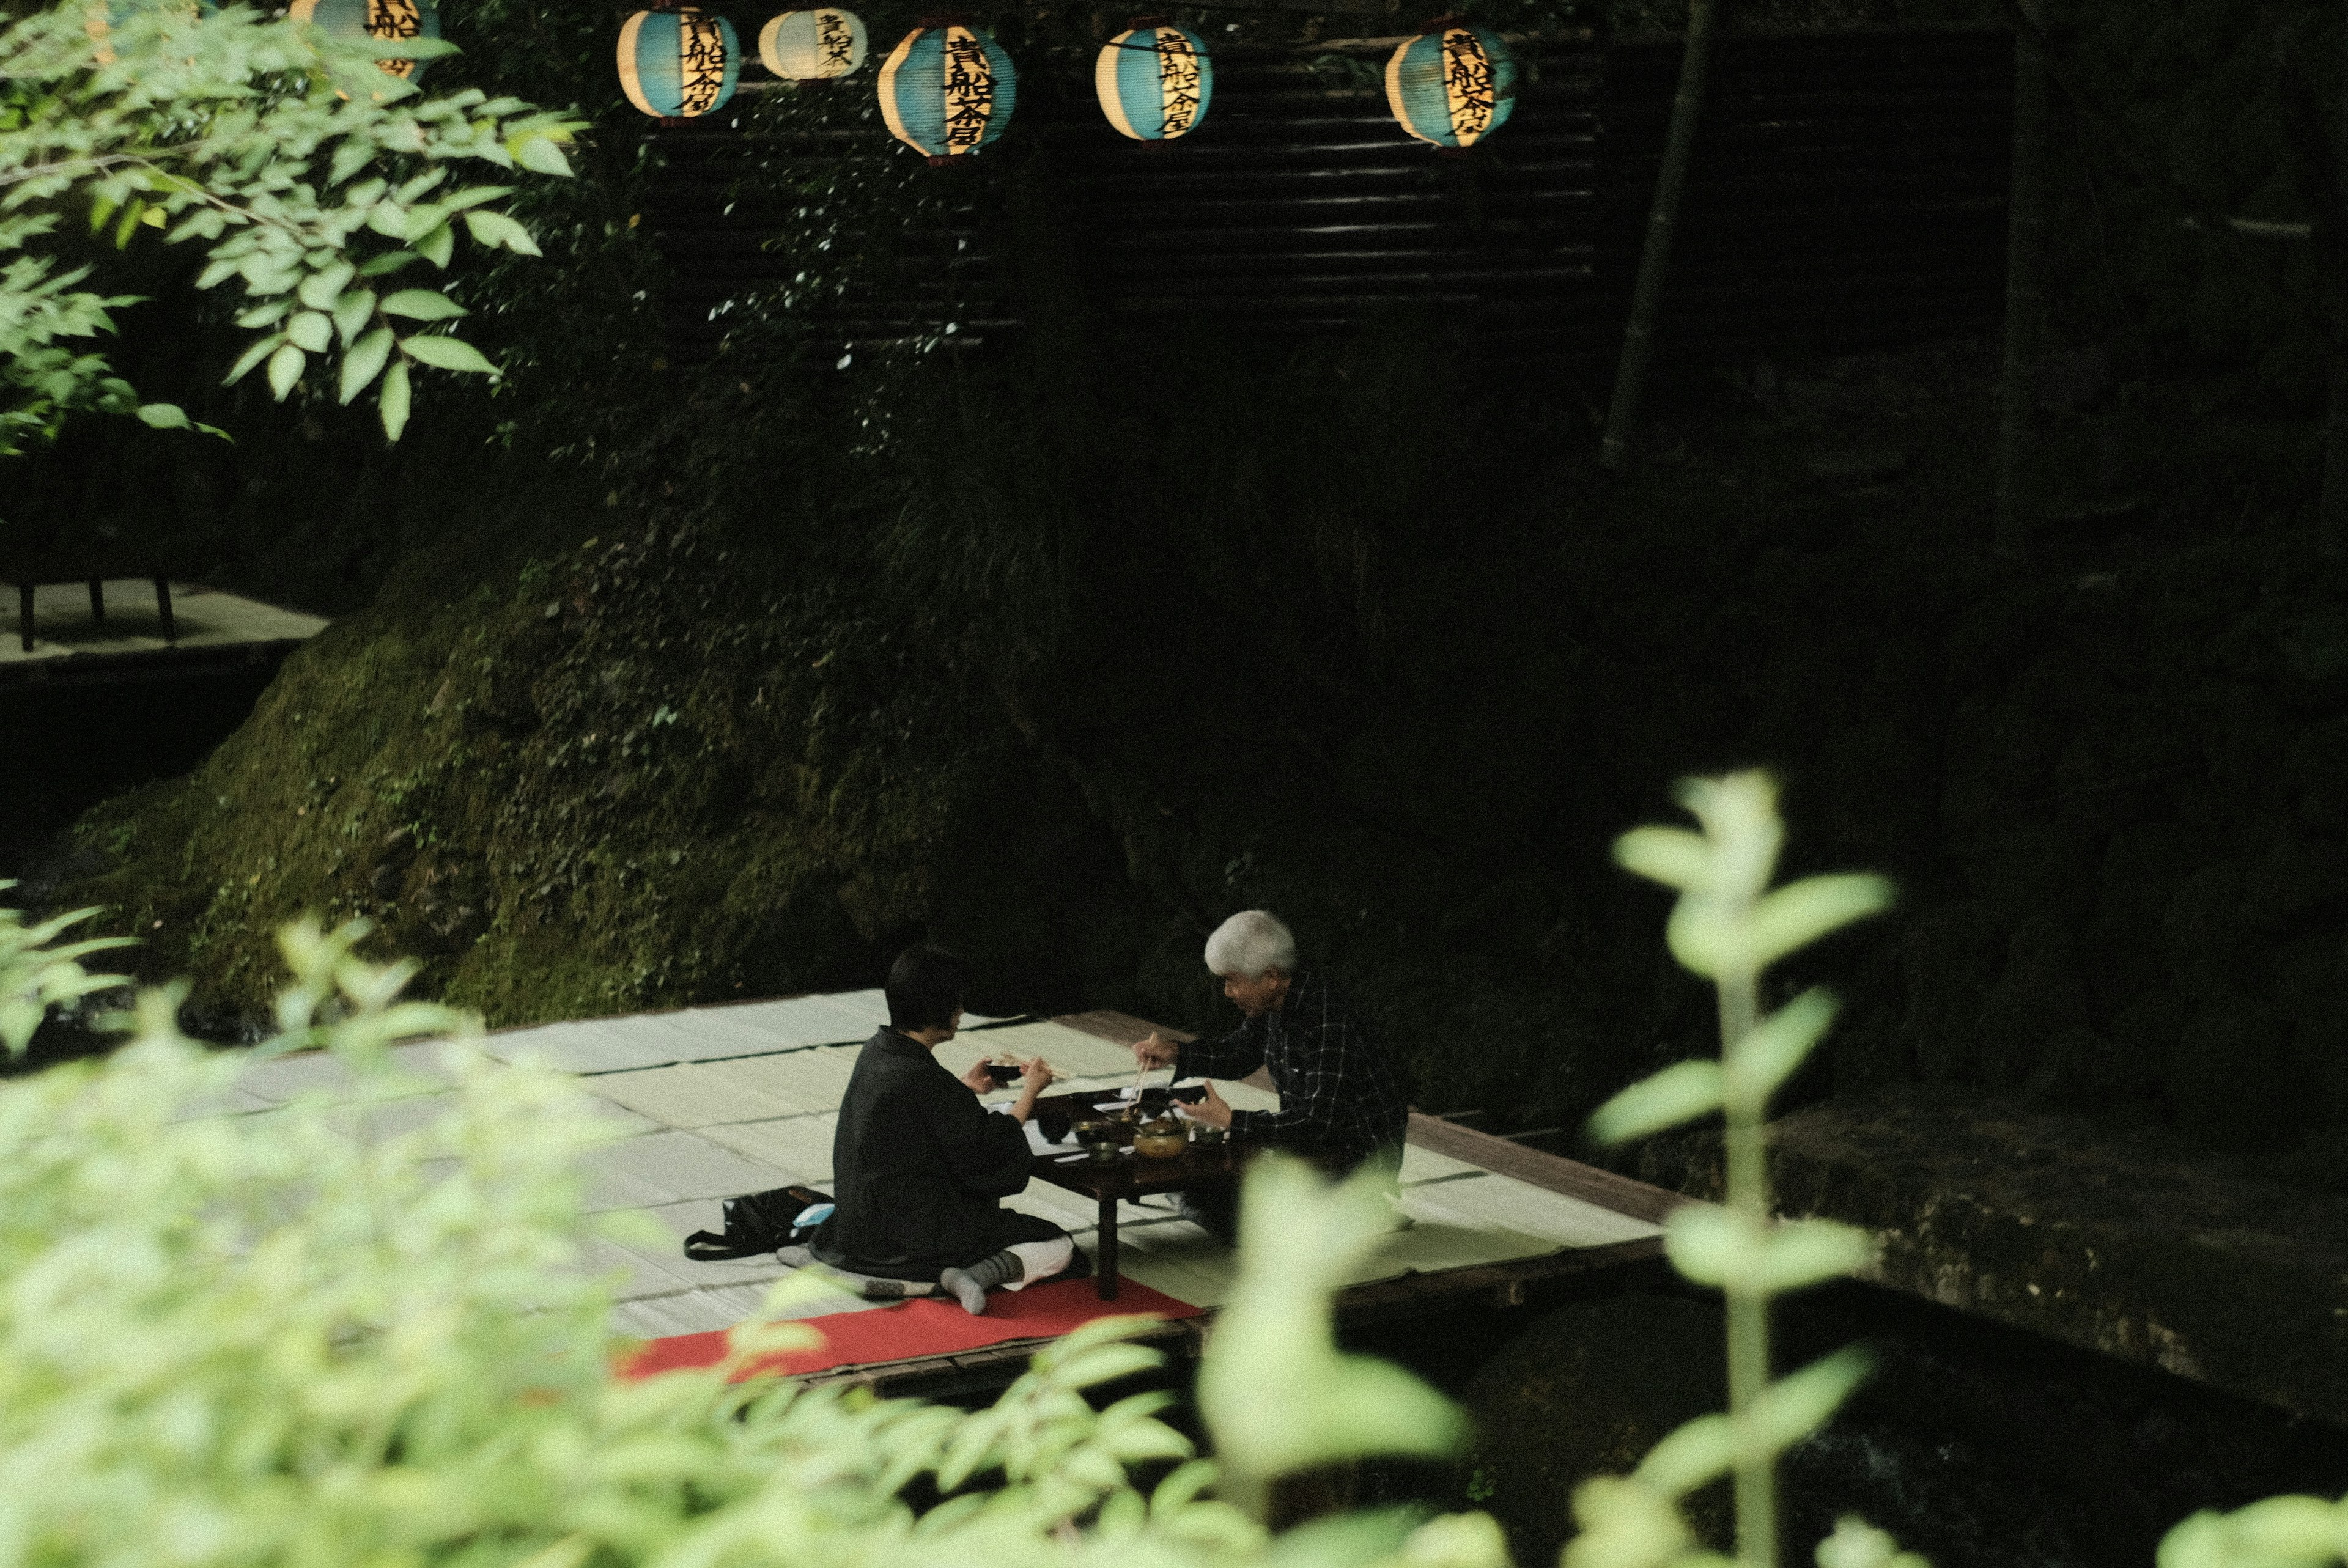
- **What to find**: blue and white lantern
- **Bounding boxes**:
[1095,22,1211,142]
[879,21,1016,164]
[619,7,740,120]
[1384,18,1516,150]
[290,0,440,80]
[759,8,866,79]
[86,0,212,67]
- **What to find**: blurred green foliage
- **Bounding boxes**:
[0,902,1512,1568]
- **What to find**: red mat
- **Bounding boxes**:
[618,1277,1205,1381]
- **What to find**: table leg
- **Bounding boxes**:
[87,580,105,628]
[153,578,175,642]
[1097,1195,1118,1301]
[18,584,32,653]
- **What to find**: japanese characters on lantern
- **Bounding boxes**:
[759,7,867,79]
[290,0,442,81]
[619,7,741,120]
[1095,22,1211,141]
[1385,18,1517,149]
[878,21,1017,164]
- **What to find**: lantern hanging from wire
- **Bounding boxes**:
[1094,19,1211,142]
[1384,16,1516,150]
[619,7,740,121]
[289,0,440,81]
[878,19,1016,165]
[759,7,866,79]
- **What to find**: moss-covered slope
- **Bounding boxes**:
[65,520,1162,1028]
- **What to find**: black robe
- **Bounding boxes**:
[810,1028,1068,1280]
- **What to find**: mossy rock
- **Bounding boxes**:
[1460,1294,1730,1566]
[1977,914,2091,1091]
[57,524,1158,1027]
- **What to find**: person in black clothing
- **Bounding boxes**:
[1132,910,1409,1238]
[811,944,1084,1314]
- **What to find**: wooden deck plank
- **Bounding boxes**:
[1403,1113,1693,1225]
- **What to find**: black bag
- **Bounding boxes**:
[682,1183,835,1262]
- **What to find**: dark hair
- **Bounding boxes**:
[886,944,969,1033]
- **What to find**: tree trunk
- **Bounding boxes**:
[1993,0,2050,558]
[1599,0,1722,473]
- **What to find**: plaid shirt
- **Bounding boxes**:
[1176,968,1408,1162]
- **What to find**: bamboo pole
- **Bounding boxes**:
[1598,0,1722,473]
[1992,0,2049,557]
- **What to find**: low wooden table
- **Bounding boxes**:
[1027,1089,1241,1301]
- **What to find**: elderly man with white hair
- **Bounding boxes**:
[1132,910,1409,1237]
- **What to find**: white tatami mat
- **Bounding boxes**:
[202,989,1665,1340]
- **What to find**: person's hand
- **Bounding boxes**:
[1183,1080,1235,1132]
[1010,1057,1056,1123]
[1134,1032,1180,1070]
[960,1058,998,1095]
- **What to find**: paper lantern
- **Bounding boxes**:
[619,8,741,120]
[1095,21,1211,142]
[759,8,866,79]
[1385,17,1516,150]
[289,0,441,81]
[878,21,1016,164]
[85,0,210,67]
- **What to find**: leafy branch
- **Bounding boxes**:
[0,0,578,451]
[1576,771,1896,1568]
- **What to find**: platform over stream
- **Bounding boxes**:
[223,990,1683,1396]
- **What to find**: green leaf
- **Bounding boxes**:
[1614,826,1710,892]
[1587,1059,1722,1146]
[329,138,374,186]
[1741,1349,1872,1454]
[443,185,515,212]
[286,311,332,353]
[1197,1158,1466,1489]
[415,222,454,268]
[1633,1413,1735,1497]
[462,210,541,257]
[298,262,355,309]
[380,289,467,322]
[401,334,497,375]
[1663,1205,1757,1289]
[379,358,411,441]
[513,134,573,177]
[113,200,143,249]
[234,298,292,329]
[1743,875,1895,970]
[1723,988,1838,1114]
[402,204,451,243]
[2223,1496,2348,1563]
[266,342,305,401]
[1752,1218,1870,1294]
[331,289,375,346]
[357,251,419,278]
[135,403,190,430]
[224,334,282,386]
